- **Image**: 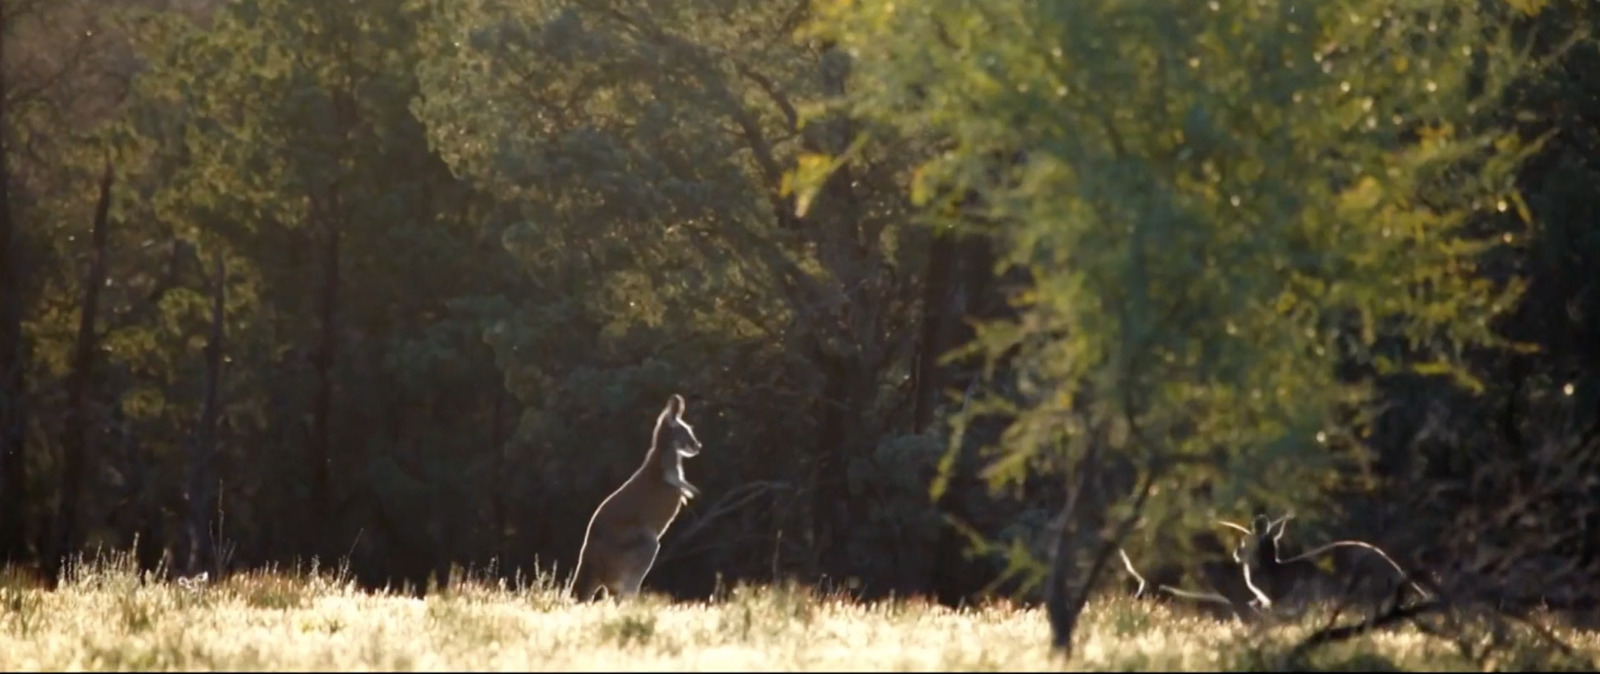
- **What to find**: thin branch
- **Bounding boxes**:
[658,480,794,564]
[1073,472,1158,612]
[1287,598,1443,662]
[734,62,799,131]
[772,0,811,43]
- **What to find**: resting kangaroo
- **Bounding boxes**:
[571,394,703,602]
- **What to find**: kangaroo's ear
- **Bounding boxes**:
[665,394,686,417]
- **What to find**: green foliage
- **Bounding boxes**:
[410,0,805,437]
[406,0,935,582]
[805,0,1541,584]
[839,433,948,581]
[54,0,531,571]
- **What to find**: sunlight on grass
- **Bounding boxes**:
[2,551,1597,671]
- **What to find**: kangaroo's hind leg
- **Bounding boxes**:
[615,534,663,599]
[572,554,613,602]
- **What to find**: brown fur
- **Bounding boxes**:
[570,394,703,602]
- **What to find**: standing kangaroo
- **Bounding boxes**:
[570,394,703,602]
[1227,512,1428,615]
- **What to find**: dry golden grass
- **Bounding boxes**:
[2,552,1597,671]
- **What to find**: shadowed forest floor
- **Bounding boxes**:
[2,554,1598,671]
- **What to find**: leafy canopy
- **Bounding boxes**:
[802,0,1539,571]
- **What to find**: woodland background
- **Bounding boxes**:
[2,0,1597,614]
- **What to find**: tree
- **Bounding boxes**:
[2,0,148,572]
[50,160,114,578]
[182,248,225,578]
[112,0,523,580]
[807,0,1538,653]
[410,0,943,593]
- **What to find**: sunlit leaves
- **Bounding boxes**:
[808,0,1538,573]
[783,153,840,218]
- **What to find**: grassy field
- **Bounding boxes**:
[3,553,1597,671]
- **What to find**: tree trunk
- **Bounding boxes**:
[0,81,30,565]
[917,221,1012,603]
[308,212,340,560]
[809,348,857,584]
[491,387,508,561]
[1043,473,1113,656]
[49,160,114,580]
[1045,432,1158,656]
[184,249,226,577]
[124,428,161,573]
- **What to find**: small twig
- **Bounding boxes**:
[771,529,783,584]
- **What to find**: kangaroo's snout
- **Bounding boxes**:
[671,412,703,458]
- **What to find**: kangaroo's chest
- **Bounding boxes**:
[616,483,684,539]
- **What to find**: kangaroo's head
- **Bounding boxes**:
[1237,512,1291,571]
[654,393,702,458]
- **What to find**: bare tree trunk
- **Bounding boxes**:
[0,79,30,565]
[1043,428,1157,656]
[491,388,508,561]
[184,249,226,577]
[123,425,161,573]
[307,208,340,560]
[809,348,868,583]
[49,160,114,580]
[800,39,896,593]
